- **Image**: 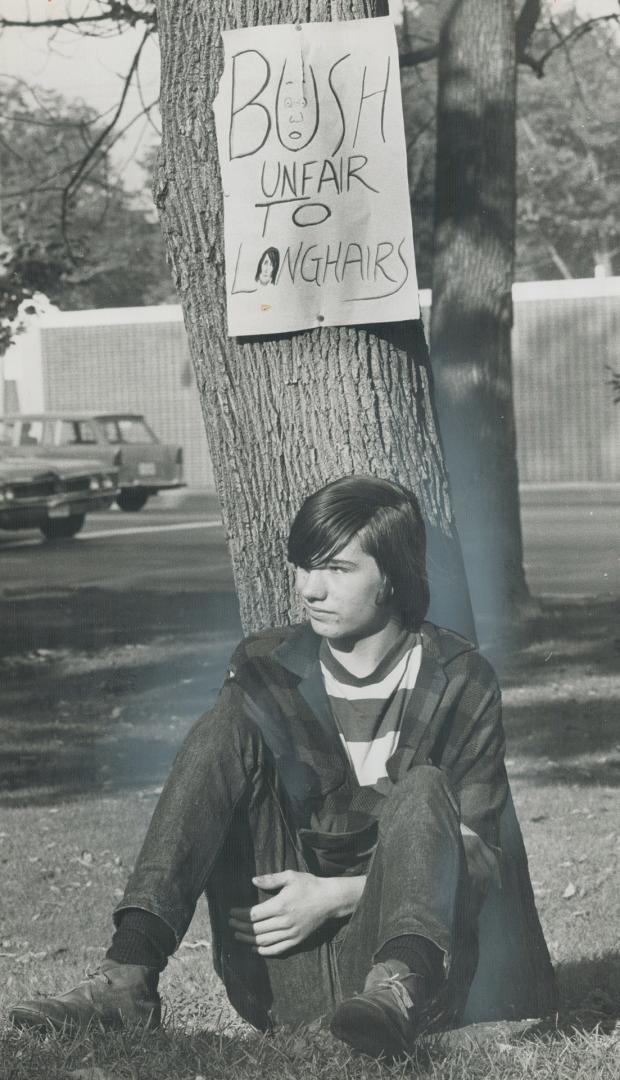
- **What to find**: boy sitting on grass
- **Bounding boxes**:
[11,476,555,1058]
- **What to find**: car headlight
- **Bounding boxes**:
[102,475,115,490]
[89,478,101,491]
[3,487,14,502]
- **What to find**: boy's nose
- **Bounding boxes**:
[299,569,327,600]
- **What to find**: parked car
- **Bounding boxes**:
[1,413,186,512]
[0,450,119,539]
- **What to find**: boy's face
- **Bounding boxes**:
[294,534,393,643]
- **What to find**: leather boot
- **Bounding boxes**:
[330,960,433,1058]
[9,959,161,1033]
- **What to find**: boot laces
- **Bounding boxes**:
[369,973,416,1019]
[86,967,112,985]
[52,967,110,999]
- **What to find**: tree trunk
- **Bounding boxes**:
[431,0,530,640]
[154,0,474,639]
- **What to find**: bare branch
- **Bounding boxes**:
[398,3,617,78]
[0,2,155,30]
[59,26,153,259]
[605,365,620,405]
[515,0,543,56]
[399,44,439,69]
[530,13,620,77]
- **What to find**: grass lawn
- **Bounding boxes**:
[0,595,618,1078]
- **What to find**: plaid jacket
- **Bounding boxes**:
[228,621,505,847]
[225,620,557,1023]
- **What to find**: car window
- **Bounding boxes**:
[74,420,98,445]
[116,418,157,444]
[100,420,121,444]
[0,419,18,446]
[19,420,44,446]
[98,418,156,444]
[55,420,83,446]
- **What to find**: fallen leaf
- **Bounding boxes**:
[562,882,576,899]
[68,1068,116,1080]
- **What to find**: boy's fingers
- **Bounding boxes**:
[230,895,282,922]
[229,915,288,934]
[253,871,294,889]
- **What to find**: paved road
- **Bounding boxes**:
[520,499,619,599]
[0,501,233,598]
[0,492,617,601]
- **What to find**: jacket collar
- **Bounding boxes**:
[271,621,468,758]
[272,624,334,741]
[272,622,321,678]
[271,619,470,676]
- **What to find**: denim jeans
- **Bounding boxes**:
[115,704,478,1030]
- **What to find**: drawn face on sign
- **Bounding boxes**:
[255,247,280,285]
[276,55,319,152]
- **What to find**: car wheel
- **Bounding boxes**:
[40,514,86,540]
[116,489,149,512]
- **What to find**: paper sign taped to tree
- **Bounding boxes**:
[214,17,420,337]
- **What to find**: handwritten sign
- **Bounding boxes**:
[213,17,420,337]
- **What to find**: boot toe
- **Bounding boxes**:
[9,998,90,1032]
[330,996,410,1058]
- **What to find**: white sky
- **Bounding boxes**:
[0,0,616,192]
[0,1,161,191]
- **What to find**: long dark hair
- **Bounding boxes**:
[288,475,430,630]
[255,247,280,284]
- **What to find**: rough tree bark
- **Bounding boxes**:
[154,0,474,639]
[430,0,530,637]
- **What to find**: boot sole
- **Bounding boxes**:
[330,998,412,1059]
[10,1005,160,1034]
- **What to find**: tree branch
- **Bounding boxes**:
[0,2,155,30]
[530,13,620,77]
[398,3,617,79]
[399,43,439,69]
[605,365,620,405]
[515,0,543,56]
[59,26,153,260]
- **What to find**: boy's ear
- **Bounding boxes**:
[375,577,394,606]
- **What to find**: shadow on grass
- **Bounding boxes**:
[556,951,620,1032]
[0,1023,244,1080]
[495,595,620,787]
[0,587,241,654]
[504,698,620,786]
[1,593,618,805]
[0,588,242,807]
[489,595,620,676]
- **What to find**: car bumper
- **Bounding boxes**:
[0,493,116,530]
[121,481,187,493]
[48,493,117,515]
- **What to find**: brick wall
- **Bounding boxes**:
[511,284,620,483]
[38,280,620,488]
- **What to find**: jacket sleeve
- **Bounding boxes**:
[443,663,508,854]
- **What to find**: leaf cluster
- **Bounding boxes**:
[398,4,620,283]
[0,82,176,334]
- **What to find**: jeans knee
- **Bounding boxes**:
[385,766,459,816]
[181,702,265,776]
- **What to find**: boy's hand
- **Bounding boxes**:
[228,870,364,956]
